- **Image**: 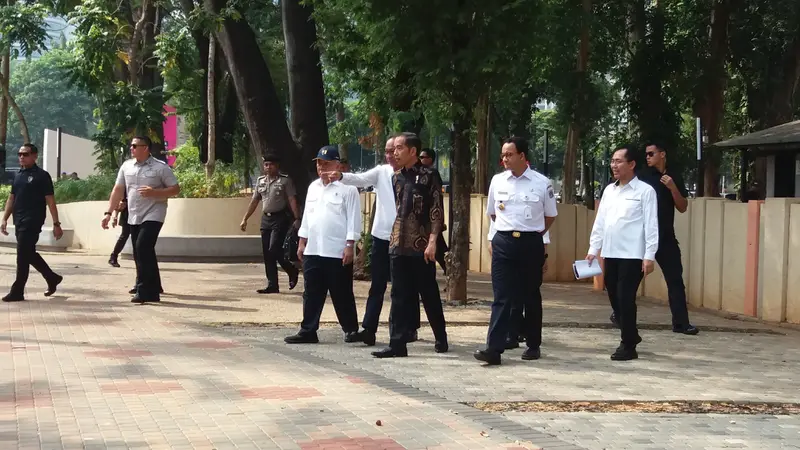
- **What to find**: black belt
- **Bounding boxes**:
[497,230,543,238]
[264,210,287,217]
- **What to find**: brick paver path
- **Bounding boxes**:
[2,250,799,449]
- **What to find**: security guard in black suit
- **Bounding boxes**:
[1,143,64,302]
[241,156,302,294]
[474,137,557,365]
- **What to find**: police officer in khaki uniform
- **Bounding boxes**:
[241,156,301,294]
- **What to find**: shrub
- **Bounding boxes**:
[171,143,246,198]
[0,184,9,210]
[54,174,117,203]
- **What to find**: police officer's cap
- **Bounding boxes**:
[314,145,341,161]
[262,154,281,164]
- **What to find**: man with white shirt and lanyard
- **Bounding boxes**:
[324,136,421,346]
[284,145,362,344]
[587,144,659,361]
[486,165,552,349]
[475,137,557,366]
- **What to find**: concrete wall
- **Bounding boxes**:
[42,129,98,179]
[56,198,260,254]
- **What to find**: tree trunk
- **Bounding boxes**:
[0,48,9,148]
[0,71,30,144]
[562,0,591,205]
[336,101,349,161]
[696,0,735,197]
[206,34,217,181]
[179,0,209,162]
[474,92,490,195]
[353,197,377,280]
[369,111,385,165]
[206,0,308,200]
[446,105,473,305]
[215,71,237,164]
[282,0,329,175]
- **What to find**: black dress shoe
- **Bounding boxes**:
[516,334,526,343]
[610,312,619,328]
[44,274,63,297]
[128,287,137,294]
[473,349,501,365]
[611,346,638,361]
[2,292,25,302]
[288,270,299,290]
[371,347,408,358]
[504,339,520,350]
[360,330,376,346]
[257,287,280,294]
[344,331,361,343]
[434,340,448,353]
[284,333,319,344]
[407,330,418,343]
[521,347,541,360]
[108,255,120,268]
[131,296,160,304]
[673,324,699,335]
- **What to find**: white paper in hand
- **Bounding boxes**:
[573,259,603,280]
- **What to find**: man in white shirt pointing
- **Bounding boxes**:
[284,146,362,344]
[587,144,659,361]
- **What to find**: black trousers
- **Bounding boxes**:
[299,255,359,335]
[604,258,643,348]
[435,232,448,275]
[655,238,691,327]
[362,236,391,333]
[387,254,447,351]
[130,221,163,300]
[260,211,297,289]
[487,231,544,353]
[362,237,422,334]
[111,209,130,257]
[11,227,57,294]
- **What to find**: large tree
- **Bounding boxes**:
[203,0,311,198]
[313,0,541,303]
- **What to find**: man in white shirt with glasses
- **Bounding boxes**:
[587,144,659,361]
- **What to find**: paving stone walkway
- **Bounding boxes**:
[2,250,799,449]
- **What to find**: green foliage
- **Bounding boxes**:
[170,143,244,198]
[0,2,49,58]
[67,0,168,173]
[0,184,9,210]
[8,47,96,147]
[91,82,166,173]
[53,174,116,203]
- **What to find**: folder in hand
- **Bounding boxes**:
[573,259,602,280]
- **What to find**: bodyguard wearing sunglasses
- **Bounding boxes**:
[1,143,64,302]
[641,143,699,335]
[101,136,180,303]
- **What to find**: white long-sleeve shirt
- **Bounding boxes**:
[339,165,396,240]
[298,179,362,259]
[588,177,659,261]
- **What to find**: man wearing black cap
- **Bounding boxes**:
[285,145,362,344]
[1,143,64,302]
[240,156,301,293]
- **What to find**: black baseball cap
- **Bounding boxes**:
[314,145,341,161]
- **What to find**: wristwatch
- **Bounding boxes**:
[345,242,354,248]
[544,253,549,259]
[104,212,112,216]
[53,222,61,227]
